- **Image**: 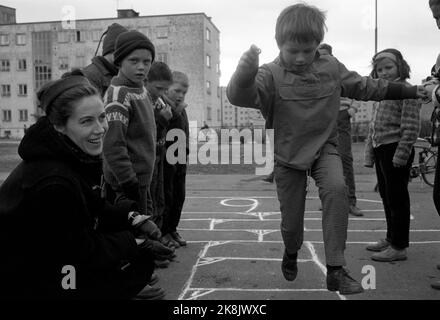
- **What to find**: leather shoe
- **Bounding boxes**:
[432,280,440,290]
[154,259,170,268]
[161,233,180,248]
[349,205,363,217]
[371,247,407,262]
[281,250,298,281]
[171,231,187,246]
[327,268,364,295]
[133,285,166,300]
[149,273,159,286]
[366,239,390,252]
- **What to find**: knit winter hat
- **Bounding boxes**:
[37,70,91,114]
[102,23,128,56]
[113,30,155,66]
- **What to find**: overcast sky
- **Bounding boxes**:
[3,0,439,86]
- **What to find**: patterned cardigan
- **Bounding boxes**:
[365,83,421,167]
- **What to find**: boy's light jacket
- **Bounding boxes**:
[227,53,417,170]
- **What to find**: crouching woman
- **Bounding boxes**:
[0,72,157,300]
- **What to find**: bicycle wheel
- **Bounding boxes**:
[421,152,437,187]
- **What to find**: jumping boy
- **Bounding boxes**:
[227,3,427,295]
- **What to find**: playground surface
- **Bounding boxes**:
[156,173,440,300]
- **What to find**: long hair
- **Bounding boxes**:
[370,48,411,80]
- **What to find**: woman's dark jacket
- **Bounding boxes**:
[0,117,144,299]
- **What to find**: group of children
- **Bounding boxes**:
[83,25,190,297]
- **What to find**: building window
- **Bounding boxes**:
[206,80,211,94]
[76,30,83,42]
[216,63,220,74]
[206,54,211,68]
[1,84,11,97]
[59,57,69,70]
[156,26,169,39]
[57,31,71,43]
[90,30,101,42]
[206,28,211,42]
[16,33,26,45]
[138,27,151,38]
[0,34,9,46]
[18,84,27,96]
[19,109,28,122]
[18,59,27,71]
[217,86,220,98]
[74,55,86,68]
[207,106,212,121]
[217,109,221,121]
[2,110,11,122]
[216,38,220,51]
[0,59,10,71]
[156,52,168,64]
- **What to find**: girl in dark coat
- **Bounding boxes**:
[0,72,160,300]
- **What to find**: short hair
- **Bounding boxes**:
[147,61,172,82]
[318,43,333,56]
[430,0,440,7]
[370,48,411,81]
[171,71,189,87]
[275,3,327,46]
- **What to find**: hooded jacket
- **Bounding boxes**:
[0,117,145,299]
[82,56,118,97]
[227,53,419,170]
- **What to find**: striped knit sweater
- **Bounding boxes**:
[365,81,421,167]
[102,73,157,189]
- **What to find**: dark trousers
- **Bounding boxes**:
[162,162,187,234]
[337,109,356,206]
[150,145,166,228]
[374,143,414,249]
[433,146,440,216]
[274,143,349,266]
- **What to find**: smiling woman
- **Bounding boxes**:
[0,70,158,300]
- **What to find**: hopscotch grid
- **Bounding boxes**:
[179,228,440,232]
[185,240,440,245]
[178,196,435,300]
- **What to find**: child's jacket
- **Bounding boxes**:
[227,53,417,170]
[364,84,421,167]
[103,73,157,189]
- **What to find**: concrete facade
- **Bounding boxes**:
[220,86,265,129]
[0,9,221,138]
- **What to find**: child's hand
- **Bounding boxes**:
[416,85,431,103]
[422,82,439,103]
[235,44,261,86]
[160,104,173,121]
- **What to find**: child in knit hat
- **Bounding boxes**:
[82,23,128,97]
[103,30,157,216]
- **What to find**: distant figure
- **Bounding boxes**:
[201,122,209,130]
[318,43,362,217]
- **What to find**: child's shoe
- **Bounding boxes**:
[171,231,187,246]
[326,268,364,295]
